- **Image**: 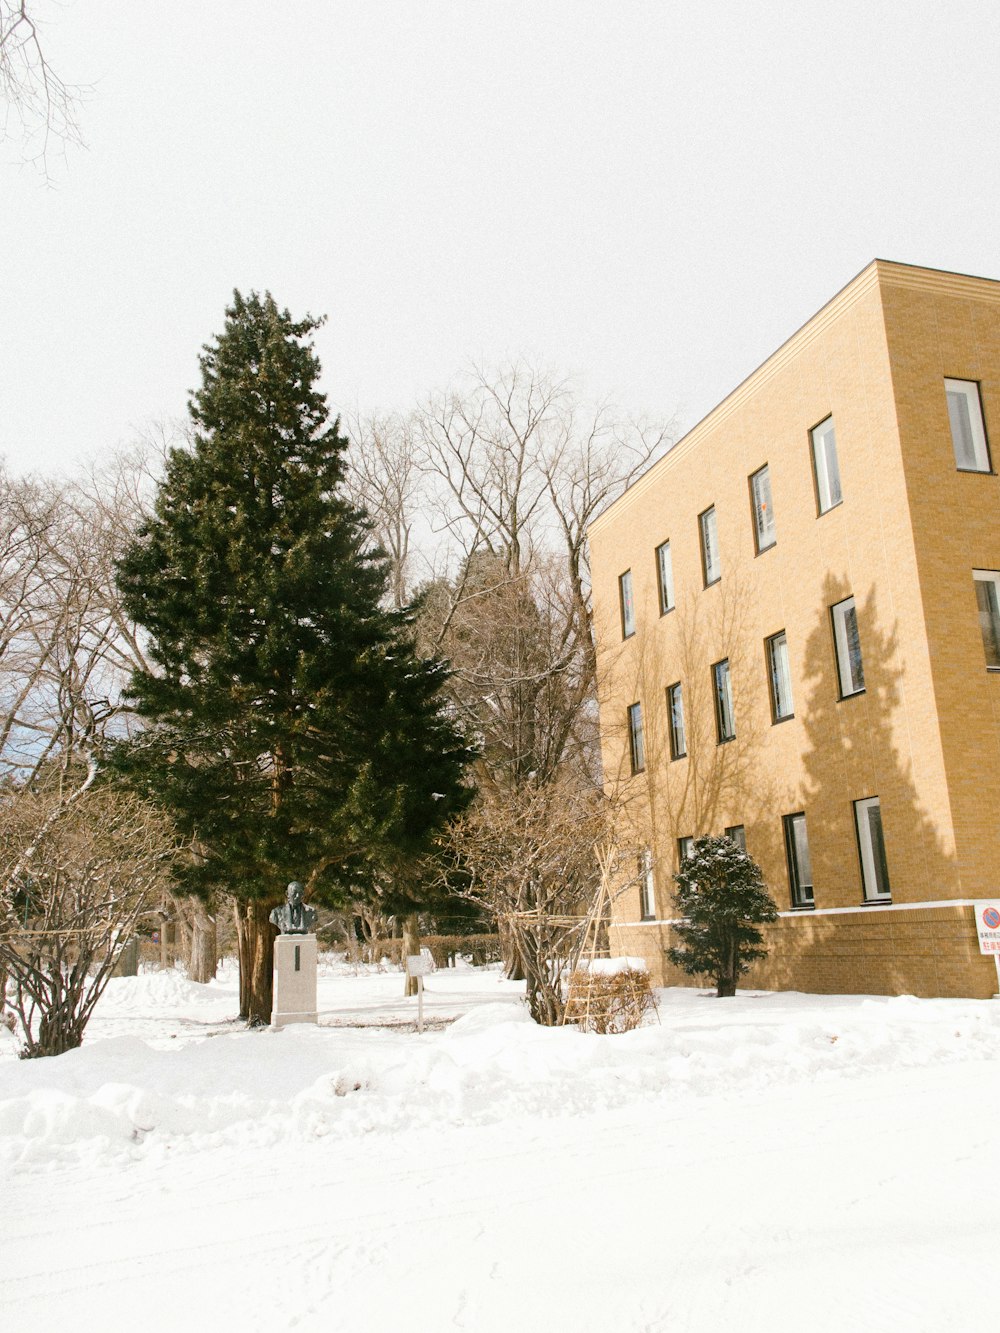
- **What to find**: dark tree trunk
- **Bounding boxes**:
[716,975,737,997]
[188,901,218,984]
[402,913,420,997]
[235,899,277,1024]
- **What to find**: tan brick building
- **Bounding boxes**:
[589,260,1000,997]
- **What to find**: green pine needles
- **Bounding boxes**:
[667,835,779,997]
[113,291,473,1020]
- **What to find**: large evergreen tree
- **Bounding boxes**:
[114,291,472,1022]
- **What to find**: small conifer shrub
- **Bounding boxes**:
[667,835,778,997]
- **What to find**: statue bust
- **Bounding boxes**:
[269,881,317,935]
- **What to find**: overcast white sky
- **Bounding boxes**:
[4,0,1000,477]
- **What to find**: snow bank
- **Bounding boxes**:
[4,978,1000,1174]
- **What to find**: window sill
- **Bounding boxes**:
[622,630,636,641]
[817,499,844,517]
[860,896,892,907]
[659,605,675,618]
[670,752,687,762]
[716,734,736,746]
[771,712,795,726]
[703,576,721,589]
[789,902,815,912]
[955,466,994,475]
[754,540,777,557]
[837,687,866,702]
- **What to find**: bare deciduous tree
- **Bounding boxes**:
[443,773,610,1025]
[1,1,85,175]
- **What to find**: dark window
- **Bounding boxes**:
[945,379,991,472]
[619,570,635,638]
[783,812,814,908]
[831,596,864,697]
[666,681,686,759]
[973,569,1000,669]
[639,849,656,920]
[656,540,674,614]
[811,416,843,513]
[700,506,720,585]
[677,836,695,864]
[712,658,735,742]
[855,797,891,901]
[725,824,746,852]
[766,630,794,721]
[627,702,645,774]
[750,465,776,552]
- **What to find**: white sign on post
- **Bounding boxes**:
[406,953,433,1032]
[973,901,1000,996]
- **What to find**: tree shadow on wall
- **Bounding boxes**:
[767,573,988,996]
[599,568,785,919]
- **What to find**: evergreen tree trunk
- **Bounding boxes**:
[235,899,276,1024]
[716,976,737,997]
[188,901,217,984]
[402,913,420,997]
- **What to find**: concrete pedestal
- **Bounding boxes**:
[271,934,318,1030]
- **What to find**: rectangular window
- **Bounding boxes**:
[712,658,735,742]
[831,596,865,697]
[811,416,843,513]
[639,849,656,920]
[678,836,695,863]
[619,570,635,638]
[627,701,645,774]
[783,812,814,908]
[725,824,746,852]
[700,506,720,586]
[655,540,674,614]
[973,569,1000,669]
[750,465,776,552]
[855,797,891,901]
[945,378,991,472]
[666,681,686,759]
[766,630,794,721]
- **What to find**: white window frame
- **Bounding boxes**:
[854,796,891,902]
[713,657,735,742]
[700,506,720,586]
[766,630,794,721]
[750,464,776,552]
[639,849,656,920]
[945,378,991,473]
[619,570,635,638]
[667,681,686,759]
[656,540,674,614]
[783,812,814,909]
[811,416,843,514]
[831,596,865,697]
[627,701,645,774]
[973,569,1000,670]
[678,836,695,863]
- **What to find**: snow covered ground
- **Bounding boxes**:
[3,957,1000,1332]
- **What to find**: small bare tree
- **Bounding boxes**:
[444,773,609,1025]
[1,783,178,1056]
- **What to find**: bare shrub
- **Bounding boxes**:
[564,963,656,1034]
[0,783,178,1057]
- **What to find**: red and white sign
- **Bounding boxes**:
[973,901,1000,955]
